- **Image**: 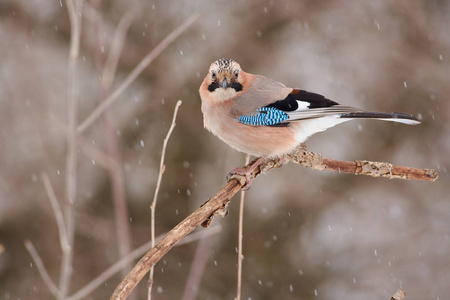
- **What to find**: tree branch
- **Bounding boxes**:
[110,147,437,299]
[236,154,249,300]
[25,240,60,297]
[274,146,438,182]
[61,0,82,298]
[41,173,70,254]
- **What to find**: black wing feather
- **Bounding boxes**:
[267,89,339,111]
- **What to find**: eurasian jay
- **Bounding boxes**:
[199,58,420,187]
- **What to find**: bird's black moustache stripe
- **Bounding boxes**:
[208,82,243,92]
[208,82,220,92]
[231,82,243,91]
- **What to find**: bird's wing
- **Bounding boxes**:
[231,75,293,116]
[236,89,361,126]
[236,89,420,126]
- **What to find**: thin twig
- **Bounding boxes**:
[77,14,198,133]
[150,100,183,211]
[236,154,249,300]
[148,100,182,300]
[41,173,70,253]
[60,0,82,299]
[25,240,60,297]
[66,226,221,300]
[110,148,437,299]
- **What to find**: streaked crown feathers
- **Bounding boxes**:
[210,58,241,75]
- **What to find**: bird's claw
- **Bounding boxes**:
[226,167,253,191]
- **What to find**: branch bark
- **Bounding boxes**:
[274,146,438,182]
[110,147,437,299]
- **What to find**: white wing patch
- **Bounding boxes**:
[296,100,310,111]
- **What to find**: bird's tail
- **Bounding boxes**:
[340,111,420,125]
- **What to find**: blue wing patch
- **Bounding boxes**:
[237,107,289,126]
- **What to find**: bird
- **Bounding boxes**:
[199,58,420,188]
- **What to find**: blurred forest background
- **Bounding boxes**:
[1,0,449,299]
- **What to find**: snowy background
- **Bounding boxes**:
[1,1,449,299]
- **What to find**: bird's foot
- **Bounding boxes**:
[226,157,265,191]
[226,167,254,191]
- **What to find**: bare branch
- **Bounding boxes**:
[77,14,198,133]
[24,240,59,297]
[110,147,437,299]
[150,100,183,211]
[41,173,70,253]
[61,0,82,299]
[236,154,249,300]
[148,100,182,300]
[275,147,439,182]
[67,226,221,300]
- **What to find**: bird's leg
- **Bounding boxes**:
[226,157,265,190]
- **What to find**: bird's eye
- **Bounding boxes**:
[211,71,216,81]
[234,70,239,79]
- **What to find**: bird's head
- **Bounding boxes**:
[205,58,244,101]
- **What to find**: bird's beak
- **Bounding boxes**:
[221,79,228,89]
